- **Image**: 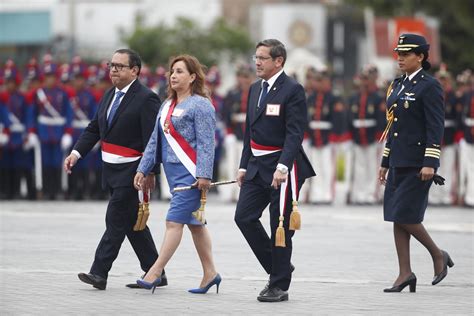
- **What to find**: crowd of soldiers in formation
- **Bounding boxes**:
[0,55,473,207]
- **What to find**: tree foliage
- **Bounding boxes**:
[123,17,253,68]
[346,0,474,73]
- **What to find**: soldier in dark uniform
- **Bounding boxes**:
[457,71,474,207]
[205,66,225,193]
[0,60,35,199]
[306,69,340,204]
[68,60,97,200]
[429,67,458,205]
[32,58,74,200]
[379,34,454,293]
[0,91,12,199]
[221,64,254,201]
[347,68,385,204]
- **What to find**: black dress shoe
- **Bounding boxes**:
[78,273,107,290]
[126,273,168,289]
[257,287,289,302]
[259,264,295,296]
[432,250,454,285]
[383,273,417,293]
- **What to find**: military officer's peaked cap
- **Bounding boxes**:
[394,33,430,53]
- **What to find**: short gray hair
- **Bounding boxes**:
[256,39,287,66]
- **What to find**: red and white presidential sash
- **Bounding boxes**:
[101,141,142,164]
[250,140,298,217]
[160,99,197,178]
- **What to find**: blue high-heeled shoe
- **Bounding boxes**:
[136,277,162,294]
[188,273,222,294]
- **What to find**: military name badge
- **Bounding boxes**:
[172,108,184,117]
[266,104,280,116]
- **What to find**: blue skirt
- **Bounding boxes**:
[383,167,433,224]
[162,140,202,226]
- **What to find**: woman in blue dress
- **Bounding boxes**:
[379,34,453,293]
[134,55,221,294]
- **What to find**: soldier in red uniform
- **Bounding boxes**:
[347,67,385,204]
[30,57,74,199]
[306,69,341,204]
[0,60,36,199]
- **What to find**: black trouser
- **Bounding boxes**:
[234,173,304,291]
[90,186,158,278]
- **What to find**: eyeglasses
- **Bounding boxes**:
[107,62,132,71]
[252,55,273,62]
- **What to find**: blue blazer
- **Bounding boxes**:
[138,94,216,179]
[239,72,315,184]
[381,70,444,169]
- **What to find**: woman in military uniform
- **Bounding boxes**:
[379,34,454,293]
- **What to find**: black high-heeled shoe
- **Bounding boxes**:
[432,250,454,285]
[384,273,417,293]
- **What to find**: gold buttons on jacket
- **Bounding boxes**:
[394,117,398,122]
[394,132,398,137]
[393,104,397,108]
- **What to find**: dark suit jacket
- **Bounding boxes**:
[381,70,444,169]
[74,79,160,188]
[239,72,315,184]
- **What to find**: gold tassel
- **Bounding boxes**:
[133,203,144,231]
[379,105,394,142]
[192,190,207,224]
[275,216,286,247]
[138,202,150,230]
[289,200,301,230]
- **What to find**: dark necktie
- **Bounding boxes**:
[107,91,125,126]
[257,81,269,111]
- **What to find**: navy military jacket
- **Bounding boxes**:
[381,70,444,168]
[306,91,339,147]
[222,88,247,140]
[459,90,474,144]
[442,89,458,145]
[348,90,385,145]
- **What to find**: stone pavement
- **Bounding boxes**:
[0,200,473,315]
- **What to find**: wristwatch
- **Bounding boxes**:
[276,164,288,174]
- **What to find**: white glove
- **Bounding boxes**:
[23,133,39,150]
[0,133,9,147]
[61,134,73,151]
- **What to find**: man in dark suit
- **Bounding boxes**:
[64,49,166,290]
[234,39,315,302]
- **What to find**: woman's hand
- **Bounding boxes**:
[194,178,211,191]
[134,172,145,191]
[419,167,435,181]
[378,167,388,185]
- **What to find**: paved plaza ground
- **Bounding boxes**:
[1,200,473,315]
